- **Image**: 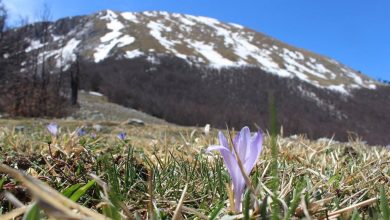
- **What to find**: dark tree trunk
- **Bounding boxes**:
[70,57,79,105]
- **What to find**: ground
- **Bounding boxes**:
[0,92,389,219]
[71,90,168,124]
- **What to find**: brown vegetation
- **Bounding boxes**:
[80,55,390,145]
[0,2,79,117]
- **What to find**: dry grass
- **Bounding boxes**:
[0,119,389,219]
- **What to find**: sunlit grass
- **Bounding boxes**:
[0,119,389,219]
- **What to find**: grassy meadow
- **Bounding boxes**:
[0,118,389,219]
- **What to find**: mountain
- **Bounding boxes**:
[17,10,378,93]
[1,10,389,145]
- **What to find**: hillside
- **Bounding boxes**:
[0,10,389,145]
[72,90,168,124]
[12,10,379,93]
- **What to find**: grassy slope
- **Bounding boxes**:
[0,119,389,219]
[72,90,169,124]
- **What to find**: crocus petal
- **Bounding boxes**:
[218,131,230,150]
[47,123,58,136]
[216,131,242,183]
[244,130,263,174]
[206,145,229,153]
[233,131,240,149]
[117,132,126,140]
[237,126,251,164]
[77,128,86,137]
[207,144,240,187]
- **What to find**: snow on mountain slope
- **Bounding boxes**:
[22,10,378,94]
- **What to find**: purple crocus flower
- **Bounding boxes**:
[117,132,126,140]
[207,126,263,212]
[46,123,58,136]
[77,128,86,137]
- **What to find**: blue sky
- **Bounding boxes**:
[3,0,390,81]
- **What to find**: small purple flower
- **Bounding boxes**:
[47,123,58,136]
[207,126,263,212]
[77,128,87,137]
[117,132,126,141]
[91,133,97,139]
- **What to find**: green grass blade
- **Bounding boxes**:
[124,145,135,191]
[269,92,280,220]
[284,180,305,220]
[380,186,389,219]
[22,203,41,220]
[61,183,82,198]
[351,209,361,220]
[260,195,268,220]
[208,201,224,220]
[243,189,251,220]
[0,177,5,191]
[69,180,96,202]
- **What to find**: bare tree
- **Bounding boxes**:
[70,55,80,105]
[0,0,6,38]
[0,0,6,109]
[37,3,52,85]
[29,3,53,115]
[0,0,6,44]
[0,2,73,117]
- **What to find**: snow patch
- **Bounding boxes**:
[117,35,136,47]
[61,38,80,62]
[328,84,348,94]
[346,71,364,85]
[148,21,176,49]
[368,84,377,89]
[94,10,135,62]
[187,40,234,67]
[178,15,196,26]
[55,38,81,70]
[281,51,327,80]
[159,11,170,17]
[305,62,331,76]
[283,48,304,60]
[185,15,236,48]
[147,21,187,60]
[52,35,62,41]
[25,40,44,52]
[121,12,139,23]
[94,35,135,62]
[89,91,104,96]
[229,23,244,29]
[101,31,122,43]
[188,15,220,25]
[143,11,157,17]
[101,17,124,42]
[314,63,330,74]
[125,49,144,59]
[147,55,160,65]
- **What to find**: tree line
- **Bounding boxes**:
[79,55,390,145]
